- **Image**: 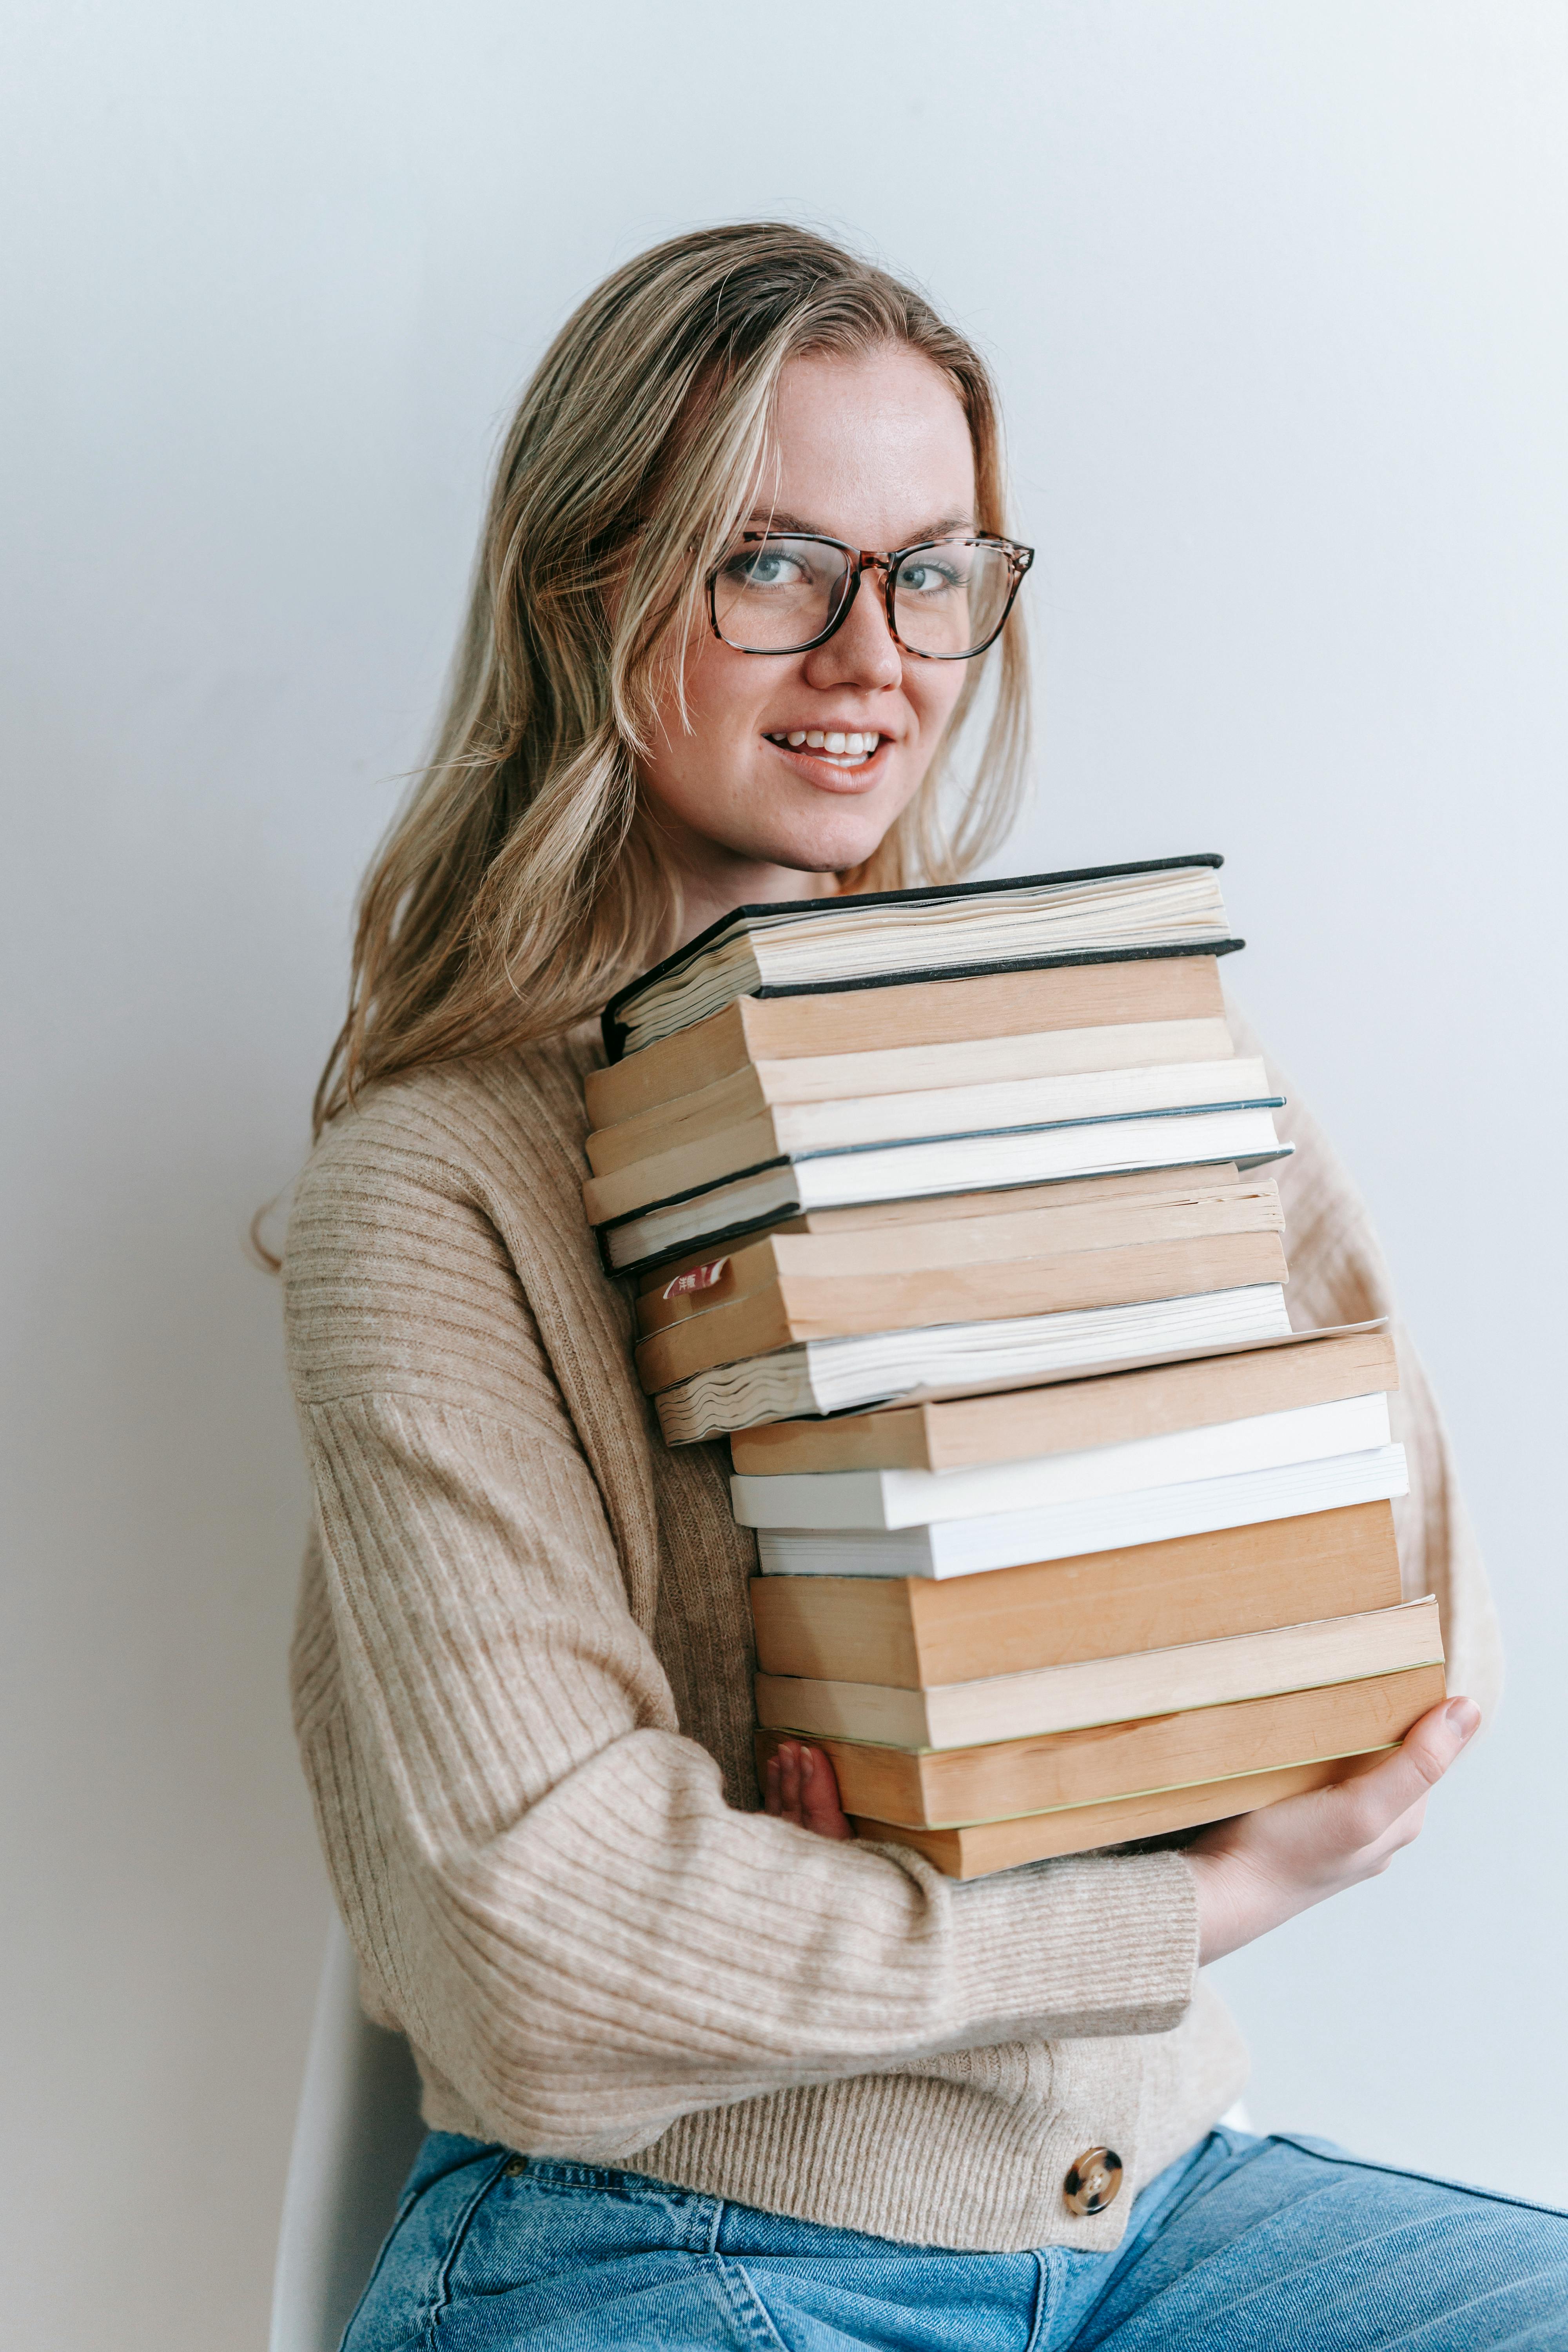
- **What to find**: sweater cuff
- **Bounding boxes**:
[946,1849,1199,2042]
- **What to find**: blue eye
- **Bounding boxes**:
[721,541,826,593]
[898,557,965,597]
[726,550,793,588]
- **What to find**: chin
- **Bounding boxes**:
[767,829,893,880]
[761,802,909,877]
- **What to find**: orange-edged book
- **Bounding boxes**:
[850,1754,1388,1880]
[588,953,1232,1127]
[748,1500,1405,1687]
[755,1664,1444,1828]
[755,1598,1444,1749]
[731,1327,1397,1476]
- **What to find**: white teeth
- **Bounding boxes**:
[769,728,881,759]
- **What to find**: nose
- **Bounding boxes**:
[801,570,904,693]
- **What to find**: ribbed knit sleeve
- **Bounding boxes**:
[1233,1003,1503,1720]
[283,1052,1200,2165]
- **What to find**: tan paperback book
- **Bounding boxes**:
[731,1327,1397,1476]
[755,1597,1444,1749]
[588,955,1229,1126]
[749,1501,1405,1687]
[851,1754,1385,1880]
[756,1663,1444,1828]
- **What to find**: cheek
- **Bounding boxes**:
[906,659,971,743]
[642,642,751,802]
[680,625,774,728]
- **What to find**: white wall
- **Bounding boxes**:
[5,5,1565,2343]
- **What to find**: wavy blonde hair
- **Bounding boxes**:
[314,222,1029,1135]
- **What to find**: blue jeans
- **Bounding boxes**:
[343,2125,1568,2349]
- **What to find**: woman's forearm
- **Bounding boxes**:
[300,1387,1202,2153]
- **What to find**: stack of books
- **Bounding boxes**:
[586,856,1444,1878]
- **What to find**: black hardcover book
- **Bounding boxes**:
[601,854,1241,1062]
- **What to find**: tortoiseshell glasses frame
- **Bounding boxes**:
[706,529,1034,659]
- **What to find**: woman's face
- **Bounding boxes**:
[639,347,979,902]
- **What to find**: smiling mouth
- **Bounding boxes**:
[765,729,884,770]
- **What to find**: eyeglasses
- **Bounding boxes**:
[708,530,1034,661]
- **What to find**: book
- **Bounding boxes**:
[587,954,1231,1128]
[749,1499,1405,1685]
[589,1025,1241,1172]
[641,1163,1245,1296]
[640,1180,1279,1335]
[755,1664,1446,1828]
[599,1108,1290,1275]
[601,856,1240,1058]
[755,1594,1443,1748]
[733,1393,1390,1530]
[850,1755,1382,1880]
[730,1327,1397,1475]
[655,1283,1295,1443]
[753,1445,1408,1576]
[638,1233,1289,1394]
[583,1060,1279,1211]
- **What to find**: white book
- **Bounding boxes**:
[754,1597,1444,1750]
[754,1444,1410,1578]
[604,1106,1289,1274]
[731,1392,1392,1530]
[655,1283,1294,1444]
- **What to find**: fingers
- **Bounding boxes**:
[798,1744,855,1842]
[764,1740,809,1827]
[1188,1696,1480,1965]
[763,1743,856,1842]
[1324,1697,1479,1852]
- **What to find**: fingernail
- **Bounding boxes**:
[1445,1698,1481,1741]
[800,1749,815,1781]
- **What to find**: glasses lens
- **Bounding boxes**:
[711,535,853,652]
[892,539,1016,657]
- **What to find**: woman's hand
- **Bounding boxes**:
[764,1740,855,1841]
[1186,1695,1481,1965]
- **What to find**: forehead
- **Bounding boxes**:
[757,348,976,544]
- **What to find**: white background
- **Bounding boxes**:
[5,4,1565,2343]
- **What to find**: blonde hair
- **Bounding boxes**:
[314,221,1029,1135]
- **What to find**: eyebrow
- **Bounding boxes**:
[744,509,976,543]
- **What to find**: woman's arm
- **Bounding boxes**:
[1170,1012,1497,1960]
[1234,1002,1504,1717]
[285,1102,1203,2163]
[773,1710,1481,1969]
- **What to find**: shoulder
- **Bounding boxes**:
[289,1026,604,1259]
[293,1025,602,1210]
[283,1026,622,1419]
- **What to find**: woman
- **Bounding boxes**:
[284,223,1561,2348]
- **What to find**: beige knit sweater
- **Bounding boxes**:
[283,1014,1502,2253]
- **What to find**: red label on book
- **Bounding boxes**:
[662,1258,730,1299]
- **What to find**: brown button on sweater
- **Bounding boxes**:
[281,1016,1501,2252]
